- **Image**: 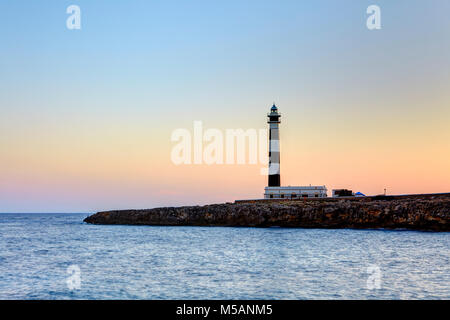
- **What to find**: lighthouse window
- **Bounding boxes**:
[269,194,273,199]
[280,194,284,198]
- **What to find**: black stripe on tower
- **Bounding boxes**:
[269,174,280,187]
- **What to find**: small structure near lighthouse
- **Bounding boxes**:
[264,104,328,199]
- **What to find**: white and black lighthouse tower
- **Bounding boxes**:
[264,104,327,199]
[268,104,281,187]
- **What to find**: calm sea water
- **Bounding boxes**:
[0,212,448,300]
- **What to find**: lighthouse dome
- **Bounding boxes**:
[271,104,278,112]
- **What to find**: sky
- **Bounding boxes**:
[0,0,449,213]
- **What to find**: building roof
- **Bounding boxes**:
[265,186,327,190]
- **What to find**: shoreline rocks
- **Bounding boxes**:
[84,194,450,231]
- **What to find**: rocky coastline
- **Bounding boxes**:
[84,193,450,231]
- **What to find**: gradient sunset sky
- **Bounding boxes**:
[1,0,449,212]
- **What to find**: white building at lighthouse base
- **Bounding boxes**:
[264,186,328,199]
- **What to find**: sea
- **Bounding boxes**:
[0,212,448,300]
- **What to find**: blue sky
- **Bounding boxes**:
[1,1,449,212]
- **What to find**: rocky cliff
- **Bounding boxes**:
[84,194,450,231]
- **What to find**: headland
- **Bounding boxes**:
[84,193,450,231]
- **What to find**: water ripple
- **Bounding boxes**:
[0,213,448,299]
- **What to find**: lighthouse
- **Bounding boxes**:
[268,104,281,187]
[264,104,328,199]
